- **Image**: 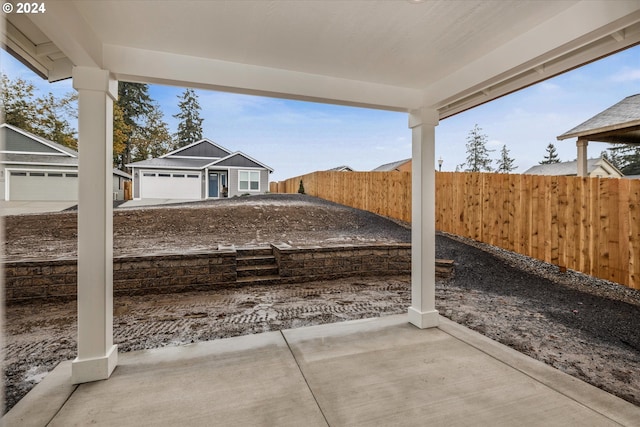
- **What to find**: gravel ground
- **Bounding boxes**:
[3,195,640,413]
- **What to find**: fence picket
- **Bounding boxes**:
[272,171,639,289]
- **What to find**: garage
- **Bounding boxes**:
[140,171,201,199]
[8,170,78,201]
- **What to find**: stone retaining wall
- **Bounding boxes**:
[272,243,411,282]
[3,244,411,303]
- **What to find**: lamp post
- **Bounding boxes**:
[438,157,443,172]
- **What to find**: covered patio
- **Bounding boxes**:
[6,315,640,426]
[3,1,640,424]
[558,93,640,176]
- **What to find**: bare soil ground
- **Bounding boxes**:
[3,194,640,414]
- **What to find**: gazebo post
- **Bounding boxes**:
[577,139,589,177]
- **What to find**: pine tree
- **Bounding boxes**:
[173,88,203,147]
[540,143,561,164]
[113,103,131,166]
[496,145,517,173]
[606,144,640,175]
[463,124,493,172]
[130,103,173,161]
[116,82,154,169]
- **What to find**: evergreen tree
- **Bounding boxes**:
[496,145,517,173]
[539,143,561,164]
[462,124,493,172]
[113,103,131,166]
[173,88,203,147]
[130,103,173,161]
[606,144,640,175]
[116,82,154,169]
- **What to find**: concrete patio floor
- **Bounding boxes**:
[4,315,639,427]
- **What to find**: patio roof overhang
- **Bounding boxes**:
[557,93,640,175]
[3,0,640,385]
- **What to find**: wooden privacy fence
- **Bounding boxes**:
[271,171,640,289]
[270,171,412,222]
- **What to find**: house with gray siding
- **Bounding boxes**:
[1,123,131,201]
[126,138,273,200]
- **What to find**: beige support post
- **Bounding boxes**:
[71,67,118,384]
[407,108,439,329]
[577,139,589,177]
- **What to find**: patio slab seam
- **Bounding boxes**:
[436,316,640,426]
[280,330,331,427]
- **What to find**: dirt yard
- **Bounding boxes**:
[3,194,640,413]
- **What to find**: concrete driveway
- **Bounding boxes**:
[0,201,77,216]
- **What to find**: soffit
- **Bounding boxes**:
[73,0,576,89]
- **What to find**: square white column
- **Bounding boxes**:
[577,139,589,177]
[408,108,439,329]
[71,67,118,384]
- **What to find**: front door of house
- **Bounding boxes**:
[208,173,219,198]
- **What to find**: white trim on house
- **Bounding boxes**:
[238,169,261,192]
[0,150,69,156]
[165,155,223,160]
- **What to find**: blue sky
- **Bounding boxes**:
[2,44,639,181]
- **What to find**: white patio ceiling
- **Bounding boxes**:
[5,0,640,116]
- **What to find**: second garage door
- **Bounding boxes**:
[140,171,201,199]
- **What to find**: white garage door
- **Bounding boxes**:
[9,170,78,201]
[141,171,201,199]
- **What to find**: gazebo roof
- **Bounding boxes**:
[557,94,640,144]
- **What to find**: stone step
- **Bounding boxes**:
[237,255,277,267]
[236,248,273,257]
[237,264,279,278]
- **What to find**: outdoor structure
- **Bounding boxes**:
[326,165,354,172]
[372,158,412,172]
[0,123,131,201]
[126,138,272,200]
[558,93,640,176]
[3,1,640,387]
[523,157,623,178]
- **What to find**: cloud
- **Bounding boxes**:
[610,67,640,82]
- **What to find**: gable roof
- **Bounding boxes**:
[557,94,640,144]
[372,158,411,172]
[327,165,354,172]
[523,157,622,177]
[208,152,273,172]
[1,124,129,178]
[1,123,77,157]
[161,138,232,159]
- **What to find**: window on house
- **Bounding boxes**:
[30,172,45,176]
[239,170,260,191]
[173,174,185,178]
[66,173,78,178]
[187,174,199,179]
[10,172,27,176]
[158,173,170,177]
[48,173,63,177]
[143,173,156,177]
